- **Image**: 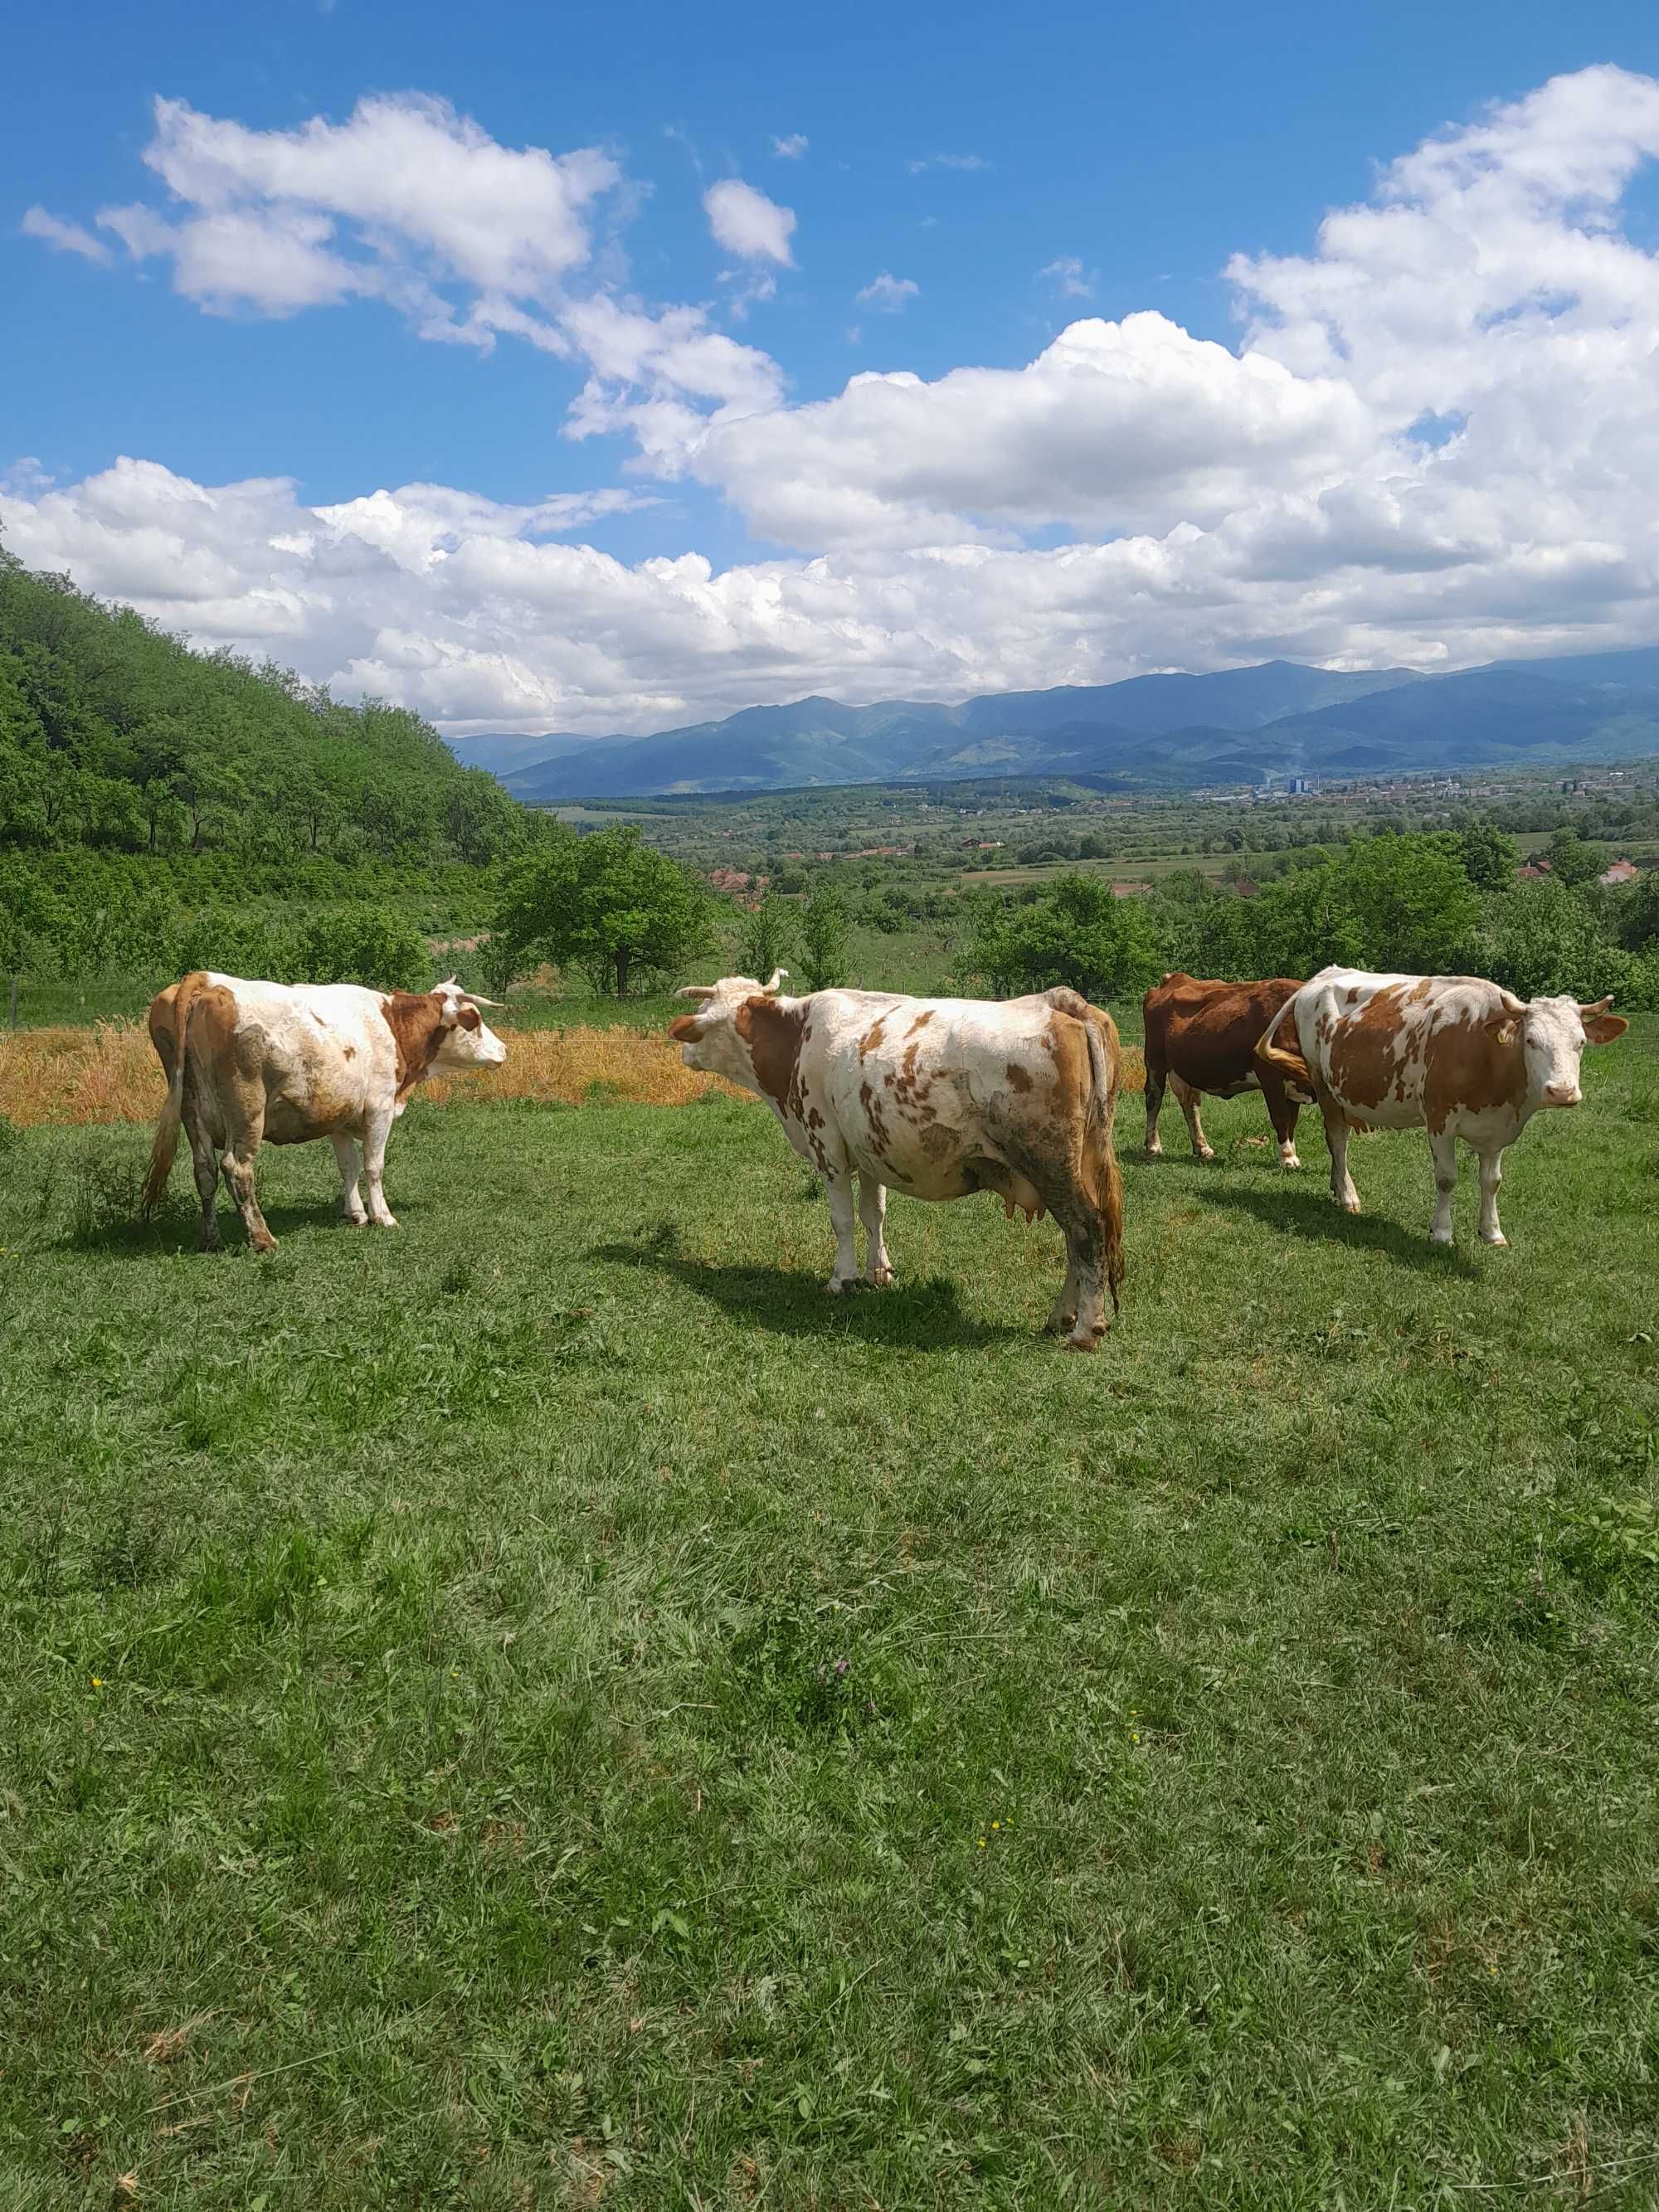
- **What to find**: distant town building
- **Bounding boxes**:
[1287,776,1312,795]
[1598,858,1638,886]
[1111,881,1154,899]
[1516,862,1552,882]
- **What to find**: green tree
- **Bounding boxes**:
[972,873,1162,1002]
[296,907,431,993]
[1546,827,1601,887]
[735,893,795,982]
[490,822,713,997]
[797,886,850,992]
[1337,832,1481,972]
[1457,819,1518,892]
[1480,876,1632,1001]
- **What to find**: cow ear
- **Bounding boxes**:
[668,1013,707,1043]
[1583,1012,1628,1045]
[1482,1005,1519,1042]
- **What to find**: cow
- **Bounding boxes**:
[1142,971,1311,1166]
[1254,967,1627,1246]
[141,970,507,1252]
[669,971,1126,1349]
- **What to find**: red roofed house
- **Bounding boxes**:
[1598,858,1638,887]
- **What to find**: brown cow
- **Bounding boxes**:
[1142,971,1311,1166]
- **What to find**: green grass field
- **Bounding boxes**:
[2,1023,1657,2208]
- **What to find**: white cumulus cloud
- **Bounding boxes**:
[703,177,796,266]
[16,68,1659,738]
[772,134,809,160]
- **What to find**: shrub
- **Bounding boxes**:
[295,907,431,993]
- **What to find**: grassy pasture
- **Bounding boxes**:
[1,1023,1657,2208]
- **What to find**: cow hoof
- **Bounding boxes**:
[1282,1154,1303,1171]
[1430,1229,1454,1247]
[1481,1231,1508,1248]
[251,1236,279,1257]
[1197,1147,1216,1163]
[371,1215,399,1231]
[341,1212,367,1228]
[1145,1143,1163,1159]
[864,1266,896,1287]
[825,1278,851,1297]
[1339,1200,1362,1216]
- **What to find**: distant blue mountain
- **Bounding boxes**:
[447,645,1659,800]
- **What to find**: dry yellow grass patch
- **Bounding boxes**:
[424,1026,742,1111]
[0,1020,1142,1128]
[0,1021,742,1128]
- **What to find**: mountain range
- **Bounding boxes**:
[445,645,1659,801]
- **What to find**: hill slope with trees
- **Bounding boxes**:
[0,547,523,868]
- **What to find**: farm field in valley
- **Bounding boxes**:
[1,1021,1657,2206]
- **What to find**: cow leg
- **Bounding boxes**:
[331,1133,367,1225]
[824,1174,859,1294]
[1428,1129,1457,1246]
[1059,1209,1109,1350]
[1323,1101,1360,1214]
[1045,1249,1081,1338]
[362,1111,399,1229]
[189,1133,222,1253]
[1169,1072,1214,1161]
[1260,1068,1303,1169]
[1477,1147,1506,1247]
[858,1174,894,1286]
[220,1135,275,1255]
[1142,1057,1166,1156]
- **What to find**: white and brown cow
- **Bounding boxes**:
[142,970,506,1252]
[1255,966,1627,1246]
[669,973,1126,1347]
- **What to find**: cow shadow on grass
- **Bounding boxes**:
[1192,1177,1477,1274]
[67,1198,353,1259]
[592,1238,1033,1349]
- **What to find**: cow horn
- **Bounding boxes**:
[462,991,504,1008]
[1578,994,1613,1015]
[764,968,789,995]
[676,984,718,1002]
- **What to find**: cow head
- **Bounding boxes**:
[668,971,789,1087]
[432,978,508,1068]
[1496,992,1628,1111]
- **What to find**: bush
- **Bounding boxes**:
[797,887,850,993]
[972,873,1163,1003]
[1477,878,1635,1003]
[735,894,795,984]
[294,907,432,993]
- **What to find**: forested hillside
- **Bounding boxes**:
[0,547,523,868]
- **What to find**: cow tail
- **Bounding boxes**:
[141,1049,186,1217]
[1083,1009,1125,1315]
[1254,993,1313,1091]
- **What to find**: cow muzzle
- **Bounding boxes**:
[1540,1082,1580,1109]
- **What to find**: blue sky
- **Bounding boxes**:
[7,2,1659,734]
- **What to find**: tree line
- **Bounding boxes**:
[0,547,526,868]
